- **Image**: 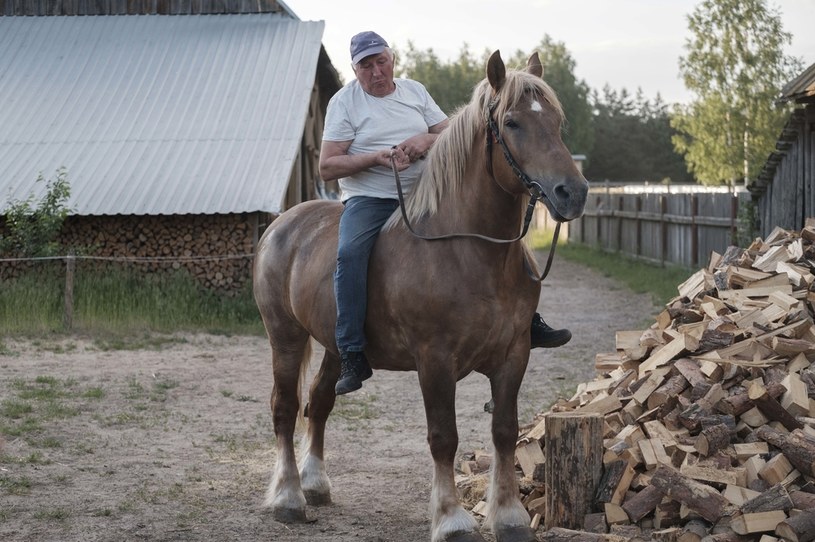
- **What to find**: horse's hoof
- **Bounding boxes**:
[445,530,488,542]
[272,506,310,523]
[495,525,538,542]
[303,489,331,506]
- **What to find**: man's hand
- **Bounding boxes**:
[378,147,410,171]
[396,133,433,162]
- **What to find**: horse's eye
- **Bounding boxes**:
[504,118,520,129]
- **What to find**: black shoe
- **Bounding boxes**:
[530,313,571,348]
[335,351,373,395]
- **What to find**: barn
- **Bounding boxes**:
[751,62,815,237]
[0,0,342,291]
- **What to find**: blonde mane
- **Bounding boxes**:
[384,66,564,231]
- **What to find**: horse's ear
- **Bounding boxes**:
[527,52,543,78]
[487,50,506,92]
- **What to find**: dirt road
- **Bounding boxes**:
[0,256,659,542]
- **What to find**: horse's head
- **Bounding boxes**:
[484,51,588,222]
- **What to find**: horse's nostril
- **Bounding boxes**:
[554,184,570,203]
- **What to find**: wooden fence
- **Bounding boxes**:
[565,184,748,269]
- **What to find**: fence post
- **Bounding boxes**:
[660,195,667,267]
[635,195,642,259]
[691,194,698,268]
[63,254,75,330]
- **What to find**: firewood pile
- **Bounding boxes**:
[458,220,815,541]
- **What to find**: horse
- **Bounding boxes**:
[253,50,588,542]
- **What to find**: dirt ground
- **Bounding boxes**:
[0,255,659,542]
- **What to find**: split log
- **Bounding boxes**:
[775,510,815,542]
[739,484,793,514]
[755,426,815,478]
[695,423,732,457]
[730,510,787,535]
[790,490,815,510]
[649,465,735,523]
[678,518,709,542]
[544,412,604,530]
[622,484,664,522]
[748,381,804,432]
[540,527,628,542]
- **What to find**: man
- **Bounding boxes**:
[320,31,570,396]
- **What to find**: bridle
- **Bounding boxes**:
[389,96,561,282]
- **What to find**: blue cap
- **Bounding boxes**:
[350,31,388,64]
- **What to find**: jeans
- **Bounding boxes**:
[334,196,400,354]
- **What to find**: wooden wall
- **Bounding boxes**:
[1,0,281,15]
[751,105,815,238]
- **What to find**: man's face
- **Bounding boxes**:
[354,51,395,97]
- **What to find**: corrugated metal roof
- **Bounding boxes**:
[0,14,325,216]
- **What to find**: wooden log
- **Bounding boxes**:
[740,484,794,514]
[540,527,628,542]
[755,426,815,478]
[622,484,664,522]
[748,381,804,432]
[775,510,815,542]
[678,518,709,542]
[790,490,815,510]
[544,412,604,530]
[695,423,732,457]
[655,499,683,529]
[650,465,735,523]
[649,374,690,410]
[596,459,630,504]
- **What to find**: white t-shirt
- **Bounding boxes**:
[322,78,447,201]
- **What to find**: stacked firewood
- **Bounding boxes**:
[2,214,256,292]
[459,220,815,541]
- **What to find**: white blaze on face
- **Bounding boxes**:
[531,100,543,113]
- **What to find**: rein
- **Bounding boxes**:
[389,99,560,282]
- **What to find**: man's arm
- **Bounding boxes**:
[319,140,410,182]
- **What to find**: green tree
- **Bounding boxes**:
[671,0,801,186]
[0,168,72,257]
[508,35,594,157]
[395,42,487,115]
[585,87,692,183]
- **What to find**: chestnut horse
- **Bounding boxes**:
[253,51,588,542]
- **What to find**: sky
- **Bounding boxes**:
[281,0,815,105]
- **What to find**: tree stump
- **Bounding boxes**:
[544,412,603,530]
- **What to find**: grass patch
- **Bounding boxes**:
[0,475,33,495]
[332,393,379,426]
[33,507,71,521]
[0,263,264,337]
[528,229,694,306]
[0,376,103,442]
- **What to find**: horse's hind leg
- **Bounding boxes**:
[298,349,340,506]
[265,335,311,523]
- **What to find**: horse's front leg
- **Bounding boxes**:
[418,362,486,542]
[487,352,536,542]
